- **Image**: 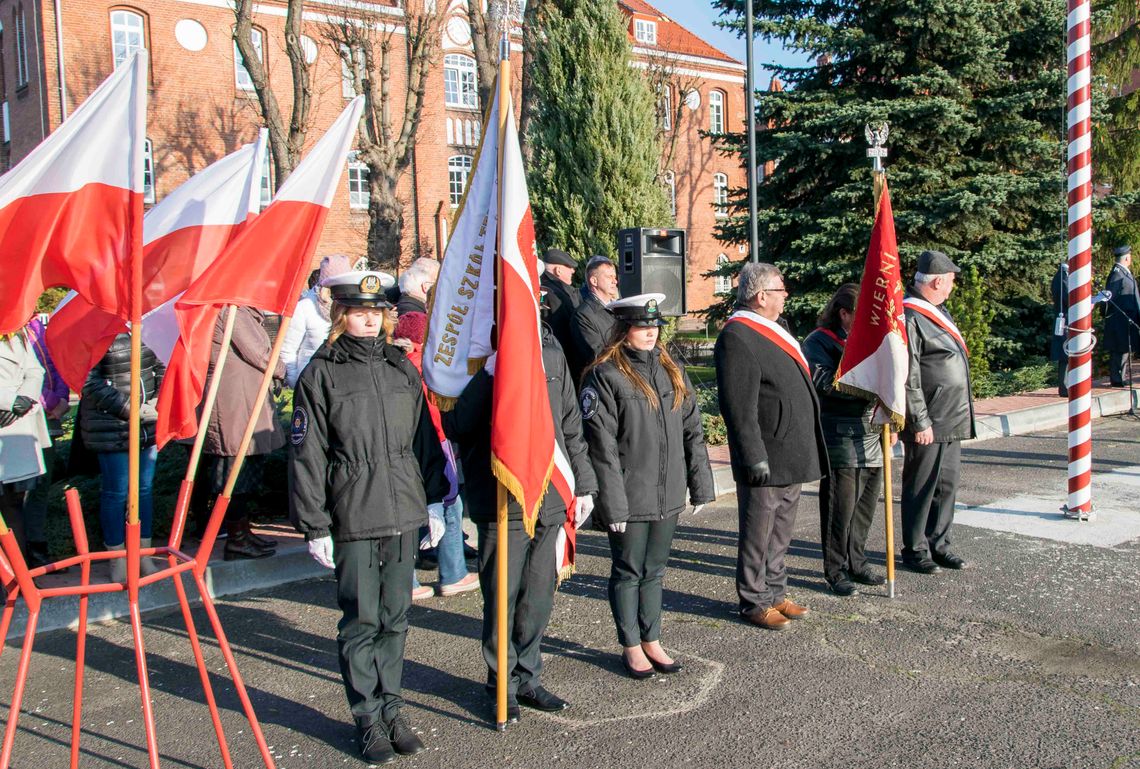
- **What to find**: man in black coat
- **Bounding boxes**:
[715,262,827,631]
[394,257,439,317]
[1102,245,1139,387]
[900,250,975,574]
[442,320,597,724]
[1051,262,1070,396]
[540,248,581,353]
[568,256,619,385]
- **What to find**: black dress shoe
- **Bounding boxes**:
[621,654,656,680]
[357,719,395,765]
[386,712,426,755]
[902,557,941,574]
[646,655,683,674]
[932,552,968,570]
[490,701,521,724]
[223,533,275,561]
[828,577,859,596]
[850,570,886,586]
[518,686,569,712]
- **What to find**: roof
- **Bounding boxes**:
[618,0,742,66]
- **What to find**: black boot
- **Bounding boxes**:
[222,522,274,560]
[356,716,395,764]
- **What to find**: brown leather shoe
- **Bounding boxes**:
[772,598,809,619]
[745,607,790,631]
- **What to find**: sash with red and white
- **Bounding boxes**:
[903,297,969,356]
[550,443,577,582]
[726,310,810,374]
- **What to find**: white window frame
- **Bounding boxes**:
[110,9,146,70]
[709,90,725,134]
[347,157,370,210]
[260,151,273,208]
[715,254,731,295]
[234,27,264,92]
[14,7,28,88]
[143,138,155,204]
[340,44,362,99]
[664,171,676,218]
[443,54,478,110]
[448,155,473,207]
[634,19,657,45]
[713,172,728,218]
[659,84,672,131]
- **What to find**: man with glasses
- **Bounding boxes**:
[715,262,828,631]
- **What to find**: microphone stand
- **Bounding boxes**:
[1103,294,1140,418]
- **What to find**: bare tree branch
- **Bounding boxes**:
[643,49,700,181]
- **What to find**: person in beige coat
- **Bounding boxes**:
[0,329,49,559]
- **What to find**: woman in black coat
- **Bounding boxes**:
[581,294,715,678]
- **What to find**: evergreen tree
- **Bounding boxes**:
[527,0,671,261]
[712,0,1066,371]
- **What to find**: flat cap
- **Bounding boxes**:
[916,249,960,275]
[1114,244,1132,258]
[543,248,576,269]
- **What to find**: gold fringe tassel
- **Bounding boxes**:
[491,453,555,540]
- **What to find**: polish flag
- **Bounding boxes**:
[550,444,578,582]
[155,97,365,448]
[0,52,147,334]
[46,132,267,391]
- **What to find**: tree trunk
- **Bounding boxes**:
[368,178,405,271]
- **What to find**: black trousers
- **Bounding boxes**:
[735,483,800,616]
[334,533,415,725]
[1109,351,1133,386]
[606,515,678,648]
[476,519,559,698]
[818,466,882,584]
[900,441,961,560]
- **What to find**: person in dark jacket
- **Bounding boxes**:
[802,285,889,597]
[568,256,619,385]
[1050,262,1070,397]
[900,250,975,574]
[442,291,598,722]
[1102,245,1140,387]
[581,293,714,678]
[289,271,448,765]
[78,333,163,583]
[715,263,827,631]
[540,248,581,353]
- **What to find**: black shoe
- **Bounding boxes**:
[828,577,859,596]
[902,557,941,574]
[621,654,656,680]
[386,712,426,755]
[932,552,968,570]
[490,700,521,725]
[223,533,275,561]
[357,718,395,764]
[246,529,277,549]
[518,686,569,712]
[646,655,683,674]
[850,570,886,586]
[416,549,438,570]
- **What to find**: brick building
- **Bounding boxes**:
[0,0,747,314]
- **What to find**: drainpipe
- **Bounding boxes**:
[53,0,66,121]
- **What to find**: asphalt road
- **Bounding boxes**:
[2,419,1139,769]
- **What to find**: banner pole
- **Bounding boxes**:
[881,425,896,598]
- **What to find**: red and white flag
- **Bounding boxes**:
[155,98,364,447]
[550,444,577,581]
[0,51,147,334]
[835,180,908,427]
[47,131,267,391]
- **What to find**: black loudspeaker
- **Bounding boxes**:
[616,228,687,316]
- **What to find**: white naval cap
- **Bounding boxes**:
[607,293,667,326]
[321,270,397,308]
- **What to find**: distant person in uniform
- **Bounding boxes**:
[540,248,580,353]
[900,250,974,574]
[1051,261,1070,397]
[581,293,714,677]
[395,257,439,317]
[568,256,620,384]
[289,270,448,765]
[1102,245,1140,388]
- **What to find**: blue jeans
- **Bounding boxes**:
[412,497,468,588]
[97,446,157,544]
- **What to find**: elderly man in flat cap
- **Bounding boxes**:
[540,248,581,354]
[1102,245,1140,388]
[899,250,975,574]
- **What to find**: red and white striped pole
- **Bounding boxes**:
[1065,0,1094,520]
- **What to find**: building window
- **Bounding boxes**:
[715,254,731,295]
[234,27,264,91]
[143,138,155,204]
[709,90,725,134]
[444,54,477,109]
[340,44,362,99]
[2,103,9,144]
[259,150,272,208]
[634,19,657,45]
[14,6,28,88]
[659,84,671,131]
[448,155,472,207]
[713,172,728,217]
[663,171,676,218]
[110,9,146,70]
[348,156,369,210]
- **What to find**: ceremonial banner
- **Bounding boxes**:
[550,444,577,581]
[47,132,267,391]
[156,98,364,447]
[0,52,147,334]
[835,180,908,428]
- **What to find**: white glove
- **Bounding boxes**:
[574,495,595,529]
[608,522,627,534]
[308,536,335,569]
[138,402,159,422]
[691,504,706,516]
[484,352,497,376]
[421,503,446,549]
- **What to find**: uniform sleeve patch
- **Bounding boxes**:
[290,407,308,446]
[580,386,599,420]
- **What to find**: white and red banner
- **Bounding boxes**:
[0,51,147,334]
[156,98,364,447]
[550,444,577,581]
[725,309,810,373]
[835,181,908,428]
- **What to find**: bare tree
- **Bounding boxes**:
[643,50,700,182]
[233,0,313,186]
[321,0,443,269]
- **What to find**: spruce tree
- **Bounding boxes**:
[712,0,1066,370]
[527,0,672,261]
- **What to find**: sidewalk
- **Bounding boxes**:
[7,376,1136,640]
